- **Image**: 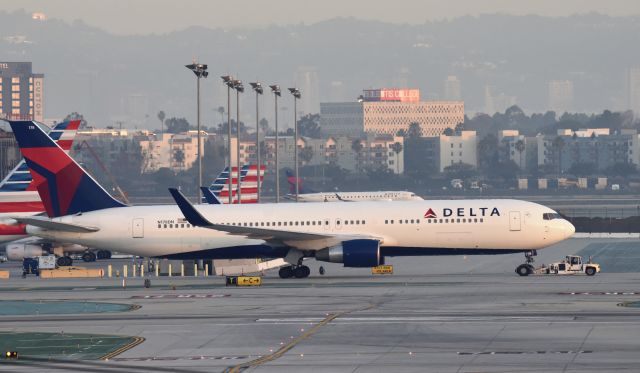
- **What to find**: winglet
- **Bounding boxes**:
[200,187,222,205]
[168,188,213,227]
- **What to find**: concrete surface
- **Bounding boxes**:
[0,238,640,372]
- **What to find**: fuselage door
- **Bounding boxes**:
[509,211,521,231]
[132,218,144,238]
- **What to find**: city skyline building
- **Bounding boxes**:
[628,67,640,116]
[547,80,574,114]
[295,66,320,116]
[484,85,517,114]
[0,62,44,122]
[444,75,462,101]
[321,88,464,137]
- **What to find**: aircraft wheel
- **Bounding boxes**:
[82,252,97,262]
[105,250,112,259]
[319,266,325,275]
[57,256,72,266]
[585,267,596,276]
[279,266,293,279]
[293,266,308,278]
[302,265,311,278]
[516,264,530,277]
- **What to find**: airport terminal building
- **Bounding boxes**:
[320,88,464,137]
[0,62,44,122]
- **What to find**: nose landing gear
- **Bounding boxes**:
[515,250,537,276]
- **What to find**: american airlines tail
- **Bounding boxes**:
[7,120,126,218]
[208,164,265,204]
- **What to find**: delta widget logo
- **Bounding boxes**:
[424,208,437,219]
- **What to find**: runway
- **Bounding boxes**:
[2,238,640,372]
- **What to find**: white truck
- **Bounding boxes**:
[516,255,600,276]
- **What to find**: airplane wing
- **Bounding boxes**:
[168,188,381,248]
[11,216,99,233]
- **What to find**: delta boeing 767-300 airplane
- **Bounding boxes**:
[6,120,574,278]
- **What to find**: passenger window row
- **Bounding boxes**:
[384,218,484,224]
[158,223,193,229]
[158,219,370,229]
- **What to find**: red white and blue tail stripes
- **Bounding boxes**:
[208,164,265,204]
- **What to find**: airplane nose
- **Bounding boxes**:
[564,220,575,238]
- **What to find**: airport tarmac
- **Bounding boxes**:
[1,237,640,372]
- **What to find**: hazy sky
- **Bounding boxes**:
[2,0,640,35]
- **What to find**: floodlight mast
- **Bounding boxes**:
[288,88,301,202]
[270,85,282,203]
[250,82,264,202]
[185,62,208,203]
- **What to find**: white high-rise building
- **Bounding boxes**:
[295,66,320,115]
[444,76,461,101]
[484,85,516,114]
[628,67,640,115]
[547,80,574,114]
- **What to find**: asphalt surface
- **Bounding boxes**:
[1,237,640,372]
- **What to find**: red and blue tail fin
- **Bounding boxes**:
[7,120,126,218]
[0,120,81,192]
[285,169,313,194]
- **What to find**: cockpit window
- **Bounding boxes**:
[543,213,562,220]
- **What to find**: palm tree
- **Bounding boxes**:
[515,139,525,170]
[391,142,403,174]
[157,111,165,136]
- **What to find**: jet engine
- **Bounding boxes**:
[316,239,382,267]
[6,243,45,261]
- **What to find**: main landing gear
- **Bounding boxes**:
[278,265,311,279]
[515,250,537,276]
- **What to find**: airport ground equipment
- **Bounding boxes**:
[22,255,56,277]
[38,255,56,270]
[516,255,600,276]
[22,258,39,276]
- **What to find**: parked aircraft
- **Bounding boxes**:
[284,170,423,202]
[0,120,106,264]
[8,120,575,278]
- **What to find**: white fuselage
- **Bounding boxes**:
[24,199,574,259]
[291,191,423,202]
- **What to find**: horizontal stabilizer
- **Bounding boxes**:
[12,216,99,233]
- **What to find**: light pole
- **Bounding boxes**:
[249,82,264,203]
[185,62,208,203]
[269,85,281,203]
[221,75,234,204]
[288,87,301,202]
[233,80,244,204]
